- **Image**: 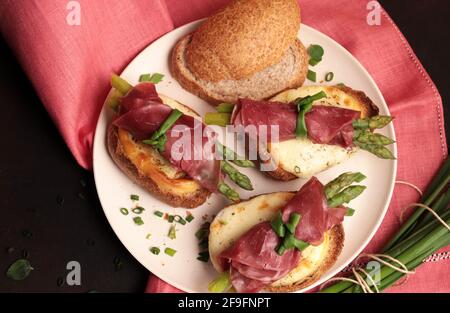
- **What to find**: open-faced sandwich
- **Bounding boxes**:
[229,85,395,180]
[171,0,308,105]
[106,75,255,208]
[208,172,366,293]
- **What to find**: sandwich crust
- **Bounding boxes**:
[185,0,301,82]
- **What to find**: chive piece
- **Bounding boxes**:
[346,208,355,216]
[150,247,160,255]
[154,210,164,218]
[149,73,164,84]
[217,103,235,113]
[208,271,231,293]
[186,214,194,223]
[168,225,176,240]
[307,44,324,66]
[111,74,133,95]
[132,207,145,214]
[130,194,139,201]
[294,91,327,138]
[195,228,208,241]
[325,72,334,82]
[139,73,152,82]
[204,112,231,127]
[146,233,152,239]
[142,109,183,152]
[271,212,285,238]
[197,251,210,262]
[173,215,186,225]
[164,247,177,257]
[120,208,129,215]
[309,58,320,66]
[285,213,301,234]
[133,216,144,226]
[167,215,175,223]
[6,259,33,281]
[307,70,317,82]
[276,243,286,256]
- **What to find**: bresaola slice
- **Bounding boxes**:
[232,99,361,147]
[113,82,220,192]
[218,176,346,293]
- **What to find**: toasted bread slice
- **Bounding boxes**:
[107,95,210,208]
[171,35,309,105]
[262,85,379,181]
[209,191,344,292]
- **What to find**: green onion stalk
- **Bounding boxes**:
[320,157,450,293]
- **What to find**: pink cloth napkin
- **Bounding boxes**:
[1,0,447,293]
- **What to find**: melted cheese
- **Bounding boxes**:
[117,94,202,194]
[267,86,371,178]
[209,192,330,288]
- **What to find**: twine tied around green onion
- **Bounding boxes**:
[319,180,450,293]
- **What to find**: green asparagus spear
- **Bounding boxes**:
[327,185,366,208]
[324,172,367,199]
[353,115,393,130]
[218,182,240,203]
[355,141,396,160]
[216,142,255,168]
[221,161,253,191]
[111,74,132,95]
[354,130,395,146]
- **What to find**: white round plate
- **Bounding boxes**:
[93,20,397,293]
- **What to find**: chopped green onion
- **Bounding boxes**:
[133,216,144,226]
[164,247,177,257]
[150,247,160,255]
[139,73,152,82]
[282,233,309,251]
[154,210,164,218]
[271,212,285,238]
[143,109,183,152]
[204,113,231,127]
[146,233,152,239]
[186,214,194,223]
[307,70,317,82]
[294,91,327,138]
[111,74,133,95]
[174,215,186,225]
[276,243,286,256]
[197,251,209,262]
[120,208,129,215]
[285,213,301,234]
[132,206,145,214]
[168,225,176,240]
[167,215,175,223]
[217,103,235,113]
[149,73,164,84]
[325,72,334,82]
[346,208,355,216]
[130,194,139,201]
[208,271,231,293]
[307,45,324,66]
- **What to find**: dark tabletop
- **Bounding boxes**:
[0,0,449,293]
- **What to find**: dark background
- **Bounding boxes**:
[0,1,449,292]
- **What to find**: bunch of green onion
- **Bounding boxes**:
[320,157,450,293]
